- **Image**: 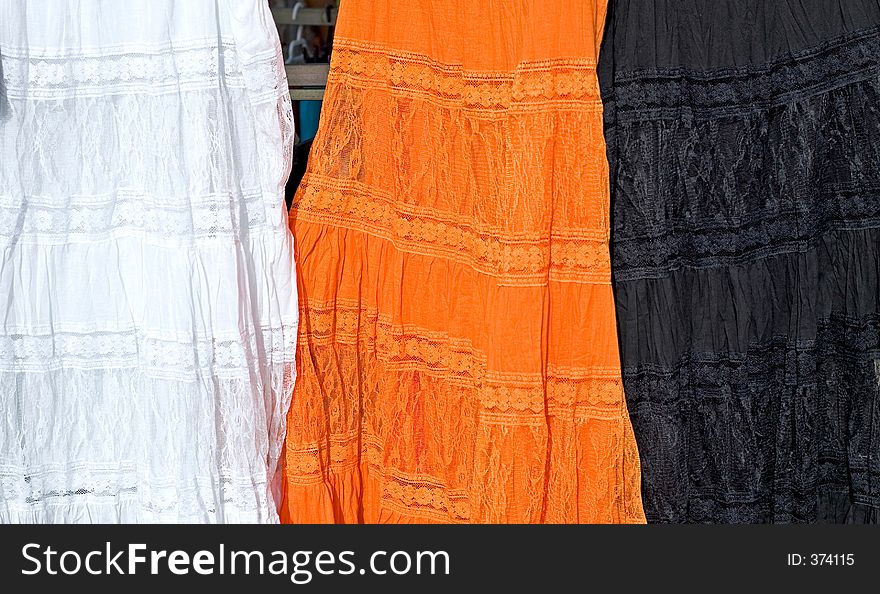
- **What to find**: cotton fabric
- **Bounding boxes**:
[601,0,880,523]
[0,0,296,523]
[284,0,644,524]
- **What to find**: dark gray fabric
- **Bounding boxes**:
[601,0,880,523]
[604,0,880,71]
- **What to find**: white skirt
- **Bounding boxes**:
[0,0,297,523]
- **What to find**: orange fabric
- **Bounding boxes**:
[283,0,645,523]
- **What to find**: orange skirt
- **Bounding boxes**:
[282,0,645,524]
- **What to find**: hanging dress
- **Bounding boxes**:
[284,0,645,523]
[0,0,296,523]
[601,0,880,523]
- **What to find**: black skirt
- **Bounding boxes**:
[600,0,880,523]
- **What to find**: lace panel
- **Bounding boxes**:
[607,32,880,280]
[604,23,880,522]
[624,318,880,523]
[0,189,270,244]
[295,176,612,285]
[294,39,613,286]
[0,324,293,377]
[331,40,602,114]
[285,300,642,524]
[1,41,283,102]
[0,366,292,523]
[609,26,880,120]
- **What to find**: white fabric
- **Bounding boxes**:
[0,0,297,523]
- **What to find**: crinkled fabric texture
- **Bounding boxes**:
[0,49,8,120]
[283,0,645,524]
[600,0,880,523]
[0,0,297,523]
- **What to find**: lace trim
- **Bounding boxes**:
[0,324,295,378]
[625,314,880,384]
[382,472,471,523]
[285,401,640,523]
[1,41,286,102]
[283,436,472,522]
[613,188,880,280]
[288,299,642,522]
[285,425,474,521]
[301,299,485,383]
[300,299,625,415]
[0,461,275,521]
[332,39,601,114]
[609,50,880,278]
[294,177,611,285]
[0,189,276,243]
[607,25,880,118]
[624,314,880,523]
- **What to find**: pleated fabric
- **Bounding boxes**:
[283,0,645,523]
[0,1,296,523]
[601,0,880,523]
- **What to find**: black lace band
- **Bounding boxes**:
[607,26,880,119]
